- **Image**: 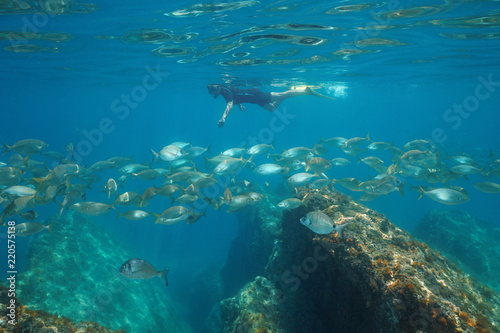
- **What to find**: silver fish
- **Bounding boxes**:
[2,139,48,155]
[119,258,169,286]
[287,173,316,187]
[300,211,350,237]
[117,210,150,221]
[71,202,113,216]
[15,222,51,237]
[247,143,274,155]
[253,163,284,175]
[5,185,37,196]
[416,186,469,205]
[277,198,303,210]
[473,182,500,194]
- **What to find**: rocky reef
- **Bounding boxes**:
[414,210,500,291]
[219,187,500,333]
[0,284,123,332]
[16,211,192,333]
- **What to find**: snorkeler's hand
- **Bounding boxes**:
[218,119,225,127]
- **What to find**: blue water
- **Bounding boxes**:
[1,0,500,331]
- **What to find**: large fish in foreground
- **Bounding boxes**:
[119,258,169,286]
[300,211,350,237]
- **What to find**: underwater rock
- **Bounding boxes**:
[0,284,123,332]
[414,210,500,291]
[16,211,192,333]
[221,204,281,298]
[220,187,500,333]
[187,263,224,333]
[220,276,283,333]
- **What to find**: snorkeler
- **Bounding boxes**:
[207,84,335,127]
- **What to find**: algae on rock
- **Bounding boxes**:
[220,187,500,333]
[16,211,192,333]
[414,209,500,291]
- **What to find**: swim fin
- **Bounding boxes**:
[306,87,337,100]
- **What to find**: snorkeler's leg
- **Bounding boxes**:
[270,88,336,103]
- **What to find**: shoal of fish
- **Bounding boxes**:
[1,137,499,282]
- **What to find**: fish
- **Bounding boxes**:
[117,210,150,221]
[184,146,210,159]
[157,185,180,197]
[204,155,232,169]
[154,206,192,225]
[224,187,232,203]
[5,185,37,196]
[15,222,52,237]
[367,141,393,150]
[151,145,184,162]
[359,174,404,196]
[247,143,274,155]
[281,147,312,160]
[89,160,116,171]
[105,178,118,199]
[214,157,248,175]
[358,156,384,166]
[65,142,75,159]
[132,169,160,180]
[337,177,363,192]
[305,157,332,174]
[114,192,143,206]
[253,163,284,175]
[20,210,39,220]
[119,258,169,286]
[71,202,113,216]
[186,211,206,224]
[299,211,350,237]
[450,164,482,175]
[331,157,351,166]
[2,139,48,155]
[415,186,469,205]
[119,164,149,174]
[403,139,434,151]
[320,137,347,147]
[277,198,303,210]
[448,155,476,165]
[106,156,134,167]
[287,173,317,187]
[342,134,370,148]
[170,141,191,149]
[175,193,199,204]
[222,147,246,157]
[312,143,328,155]
[473,182,500,194]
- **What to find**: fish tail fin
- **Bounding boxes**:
[366,133,371,142]
[159,268,170,286]
[47,220,55,233]
[206,145,211,154]
[150,149,159,163]
[335,222,351,239]
[412,186,424,199]
[2,143,11,154]
[397,182,405,196]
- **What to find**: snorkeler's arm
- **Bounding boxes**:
[218,100,233,127]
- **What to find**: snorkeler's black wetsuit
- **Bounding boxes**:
[219,86,273,107]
